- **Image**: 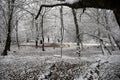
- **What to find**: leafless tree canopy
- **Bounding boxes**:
[35,0,120,19]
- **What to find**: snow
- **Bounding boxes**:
[0,46,120,80]
[0,48,120,65]
[66,0,79,4]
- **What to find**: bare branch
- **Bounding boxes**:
[35,0,120,20]
[35,3,69,19]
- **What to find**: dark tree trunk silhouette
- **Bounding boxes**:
[47,36,50,43]
[72,9,80,49]
[1,0,15,56]
[41,15,45,51]
[35,22,39,48]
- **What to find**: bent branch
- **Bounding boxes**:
[35,3,69,19]
[35,0,120,20]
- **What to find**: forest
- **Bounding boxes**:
[0,0,120,80]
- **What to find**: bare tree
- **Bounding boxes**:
[85,9,118,51]
[35,0,120,50]
[35,22,39,48]
[102,10,116,50]
[60,6,64,57]
[71,9,80,50]
[1,0,37,55]
[1,0,16,56]
[15,20,20,49]
[41,15,45,51]
[71,9,85,50]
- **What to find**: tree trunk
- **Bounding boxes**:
[15,20,20,49]
[1,28,11,56]
[103,10,115,51]
[35,39,38,48]
[108,34,116,50]
[112,36,120,50]
[72,9,80,49]
[60,6,64,57]
[1,0,15,56]
[41,15,45,51]
[100,40,106,55]
[97,28,105,55]
[31,15,38,48]
[48,36,50,43]
[113,10,120,49]
[35,22,39,48]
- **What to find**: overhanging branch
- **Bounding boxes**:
[35,3,70,19]
[35,0,120,20]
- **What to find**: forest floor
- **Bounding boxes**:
[0,43,120,80]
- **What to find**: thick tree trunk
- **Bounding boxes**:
[1,0,14,56]
[1,28,11,56]
[2,18,12,55]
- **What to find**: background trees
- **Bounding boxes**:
[1,1,120,80]
[0,0,120,56]
[35,0,120,51]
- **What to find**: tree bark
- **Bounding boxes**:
[1,0,15,56]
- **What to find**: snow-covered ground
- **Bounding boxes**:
[0,46,120,80]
